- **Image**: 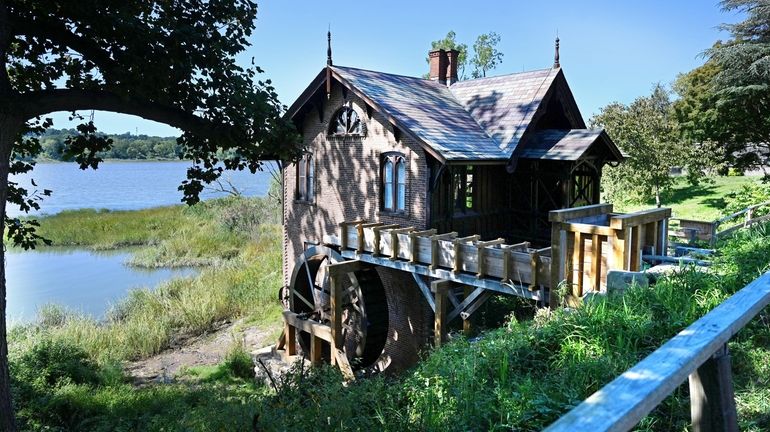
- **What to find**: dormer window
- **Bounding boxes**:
[330,106,362,136]
[382,153,406,212]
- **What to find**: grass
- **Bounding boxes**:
[9,196,283,363]
[613,175,760,221]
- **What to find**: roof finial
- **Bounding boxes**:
[327,27,333,66]
[553,33,560,69]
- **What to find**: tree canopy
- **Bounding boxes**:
[0,1,299,429]
[591,84,719,207]
[426,31,503,80]
[702,0,770,169]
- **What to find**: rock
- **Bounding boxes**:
[606,270,649,295]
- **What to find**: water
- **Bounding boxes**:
[6,248,198,323]
[5,160,273,323]
[8,160,274,217]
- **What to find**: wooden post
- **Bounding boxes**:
[285,322,296,356]
[463,286,473,337]
[310,335,323,365]
[549,223,563,308]
[573,232,585,298]
[688,344,738,432]
[432,280,452,347]
[528,249,540,291]
[630,225,641,272]
[502,246,512,282]
[610,228,630,271]
[591,234,602,293]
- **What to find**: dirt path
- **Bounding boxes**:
[125,320,277,385]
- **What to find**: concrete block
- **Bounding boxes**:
[606,270,649,295]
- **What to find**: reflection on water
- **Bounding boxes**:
[6,248,198,324]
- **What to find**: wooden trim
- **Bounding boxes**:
[549,203,613,222]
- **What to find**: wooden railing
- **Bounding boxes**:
[669,201,770,247]
[549,204,671,306]
[711,200,770,246]
[545,271,770,432]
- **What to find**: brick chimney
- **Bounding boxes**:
[445,49,460,85]
[429,49,448,84]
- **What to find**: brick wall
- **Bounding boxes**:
[282,81,432,372]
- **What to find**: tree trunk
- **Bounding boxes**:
[0,115,19,432]
[655,185,661,208]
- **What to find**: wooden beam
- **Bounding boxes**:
[609,207,672,230]
[282,311,333,343]
[549,203,613,222]
[432,280,453,347]
[310,335,323,365]
[630,225,642,272]
[285,321,296,356]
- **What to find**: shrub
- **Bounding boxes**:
[11,339,100,389]
[724,182,770,218]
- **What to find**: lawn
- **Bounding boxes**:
[612,175,761,221]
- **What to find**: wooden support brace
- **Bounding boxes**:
[432,280,453,347]
[463,286,473,336]
[459,290,493,321]
[332,348,355,380]
[549,223,563,309]
[502,246,512,282]
[372,224,400,256]
[630,225,641,272]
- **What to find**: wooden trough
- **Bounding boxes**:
[278,203,673,376]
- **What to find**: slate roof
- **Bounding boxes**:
[449,68,559,156]
[288,64,621,163]
[517,129,613,160]
[332,66,506,160]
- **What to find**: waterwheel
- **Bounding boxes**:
[283,245,388,369]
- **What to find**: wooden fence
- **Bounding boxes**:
[670,201,770,246]
[545,271,770,432]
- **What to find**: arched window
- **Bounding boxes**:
[296,153,314,202]
[382,153,406,212]
[330,106,362,136]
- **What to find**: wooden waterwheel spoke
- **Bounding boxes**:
[293,290,314,309]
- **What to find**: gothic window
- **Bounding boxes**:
[330,106,362,136]
[382,153,406,212]
[296,153,314,202]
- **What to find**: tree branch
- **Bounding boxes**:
[18,89,230,141]
[10,15,117,74]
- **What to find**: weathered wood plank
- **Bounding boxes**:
[549,203,613,222]
[545,271,770,432]
[609,207,672,230]
[282,311,332,343]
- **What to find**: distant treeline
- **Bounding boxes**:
[37,128,182,160]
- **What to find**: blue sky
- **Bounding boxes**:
[50,0,738,136]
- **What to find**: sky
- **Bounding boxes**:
[49,0,739,137]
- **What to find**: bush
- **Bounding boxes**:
[223,343,255,380]
[724,182,770,218]
[11,339,100,389]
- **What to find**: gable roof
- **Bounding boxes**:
[517,129,624,161]
[286,64,622,164]
[332,66,505,160]
[449,68,560,156]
